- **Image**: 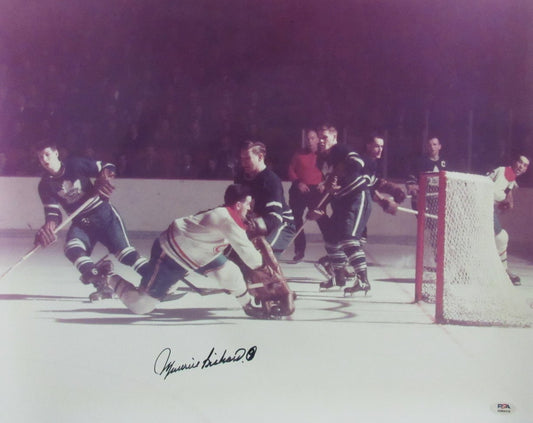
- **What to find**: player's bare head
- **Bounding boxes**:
[240,140,266,177]
[318,125,338,153]
[305,129,319,152]
[512,154,530,177]
[426,137,441,158]
[224,184,253,219]
[35,139,61,174]
[34,138,58,154]
[366,134,385,159]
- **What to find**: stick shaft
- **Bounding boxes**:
[397,206,437,220]
[0,196,99,280]
[282,191,330,254]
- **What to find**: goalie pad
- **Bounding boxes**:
[245,236,295,318]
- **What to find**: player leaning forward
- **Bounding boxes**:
[488,153,530,285]
[308,128,404,295]
[107,184,277,318]
[34,140,149,300]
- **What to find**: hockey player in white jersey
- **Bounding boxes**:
[488,153,530,285]
[106,184,272,317]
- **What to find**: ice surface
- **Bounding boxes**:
[1,234,532,422]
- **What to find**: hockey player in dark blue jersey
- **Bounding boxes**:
[235,141,296,257]
[309,128,405,295]
[34,140,149,301]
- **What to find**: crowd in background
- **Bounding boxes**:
[0,1,531,185]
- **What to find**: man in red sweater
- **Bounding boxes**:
[287,128,324,261]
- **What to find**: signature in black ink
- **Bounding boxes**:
[154,345,258,380]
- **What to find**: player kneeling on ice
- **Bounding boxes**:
[107,184,294,318]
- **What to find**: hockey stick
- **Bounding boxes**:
[0,196,100,281]
[282,191,331,255]
[397,206,437,220]
[179,276,228,296]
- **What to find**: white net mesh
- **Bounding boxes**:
[419,171,533,327]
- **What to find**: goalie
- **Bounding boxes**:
[105,184,294,319]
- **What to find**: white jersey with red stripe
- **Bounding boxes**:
[487,166,518,204]
[159,206,263,271]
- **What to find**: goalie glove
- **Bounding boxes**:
[246,216,268,239]
[34,221,58,247]
[93,167,115,199]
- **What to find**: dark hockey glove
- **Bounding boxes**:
[324,174,341,194]
[377,180,406,203]
[405,182,419,197]
[306,208,325,221]
[379,197,398,215]
[93,168,115,199]
[34,221,58,247]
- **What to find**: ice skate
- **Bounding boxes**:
[344,271,371,296]
[314,256,334,279]
[80,259,116,302]
[506,269,521,286]
[319,268,348,290]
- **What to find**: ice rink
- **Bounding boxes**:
[1,232,533,423]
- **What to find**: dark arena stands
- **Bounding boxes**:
[0,1,532,186]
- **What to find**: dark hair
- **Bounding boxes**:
[224,184,251,206]
[240,140,266,157]
[34,138,58,153]
[513,152,530,162]
[367,132,384,145]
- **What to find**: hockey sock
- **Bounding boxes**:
[494,229,509,269]
[115,247,150,276]
[65,239,97,276]
[342,240,367,274]
[325,242,348,271]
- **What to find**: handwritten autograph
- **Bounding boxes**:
[154,346,258,380]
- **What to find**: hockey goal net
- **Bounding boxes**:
[415,171,532,326]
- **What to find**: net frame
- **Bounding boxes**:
[414,171,532,327]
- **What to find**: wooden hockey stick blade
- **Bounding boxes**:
[0,196,100,281]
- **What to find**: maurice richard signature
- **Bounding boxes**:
[154,346,258,380]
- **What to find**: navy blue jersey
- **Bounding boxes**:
[320,143,368,199]
[235,167,294,234]
[361,153,383,192]
[407,156,449,185]
[37,156,116,224]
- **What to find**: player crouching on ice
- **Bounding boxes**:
[106,184,295,319]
